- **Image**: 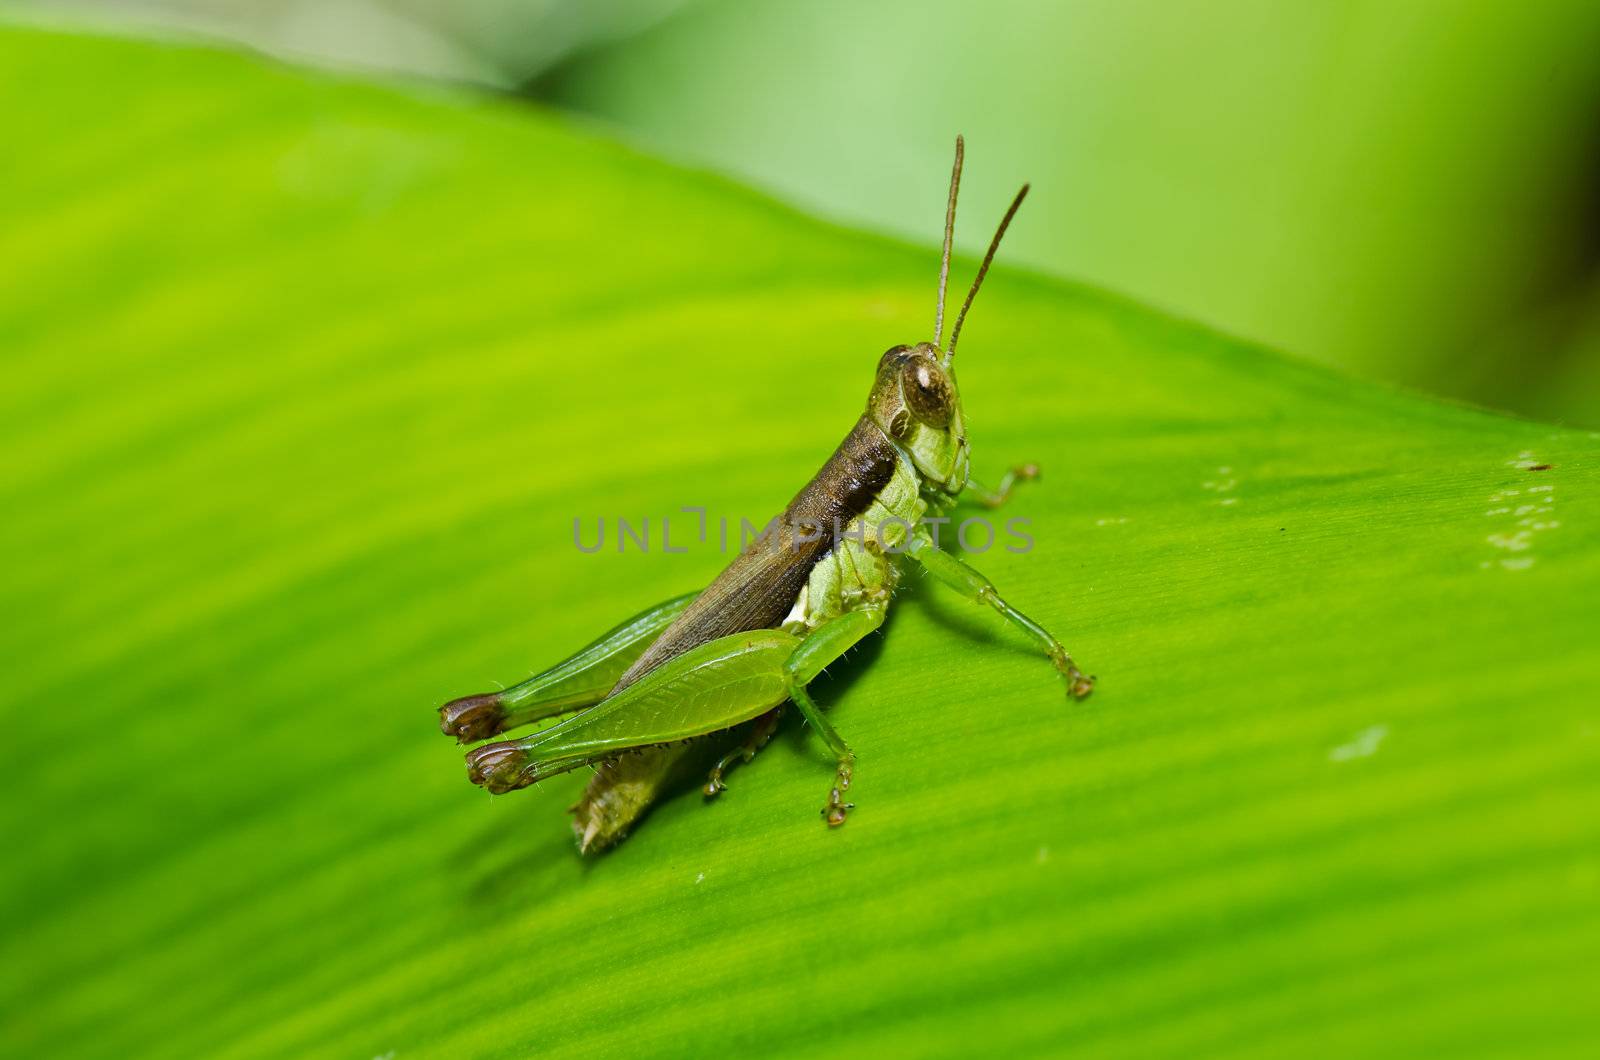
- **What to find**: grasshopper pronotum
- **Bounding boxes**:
[439,138,1095,851]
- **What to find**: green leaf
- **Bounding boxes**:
[534,0,1600,424]
[2,26,1596,1059]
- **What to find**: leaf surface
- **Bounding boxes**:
[1,27,1597,1059]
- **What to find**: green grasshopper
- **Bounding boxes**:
[438,138,1094,851]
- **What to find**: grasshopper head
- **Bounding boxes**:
[868,342,969,491]
[867,136,1027,495]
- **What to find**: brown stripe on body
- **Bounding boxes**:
[612,415,899,693]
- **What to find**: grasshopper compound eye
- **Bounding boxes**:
[903,359,954,427]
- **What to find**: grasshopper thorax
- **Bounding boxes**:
[868,342,969,493]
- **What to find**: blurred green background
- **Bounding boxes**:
[4,6,1600,1058]
[12,0,1600,422]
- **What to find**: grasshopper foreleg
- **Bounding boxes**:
[909,533,1094,700]
[963,463,1040,508]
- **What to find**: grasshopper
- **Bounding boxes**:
[438,138,1094,852]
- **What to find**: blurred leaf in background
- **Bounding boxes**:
[3,0,690,82]
[530,0,1600,425]
[3,23,1599,1059]
[11,0,1600,424]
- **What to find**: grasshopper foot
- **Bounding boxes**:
[1049,647,1095,701]
[822,792,855,828]
[702,751,745,799]
[821,761,855,827]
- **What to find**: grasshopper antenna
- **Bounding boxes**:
[947,182,1029,361]
[933,135,964,348]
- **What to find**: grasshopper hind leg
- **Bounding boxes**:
[466,616,887,847]
[437,591,695,744]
